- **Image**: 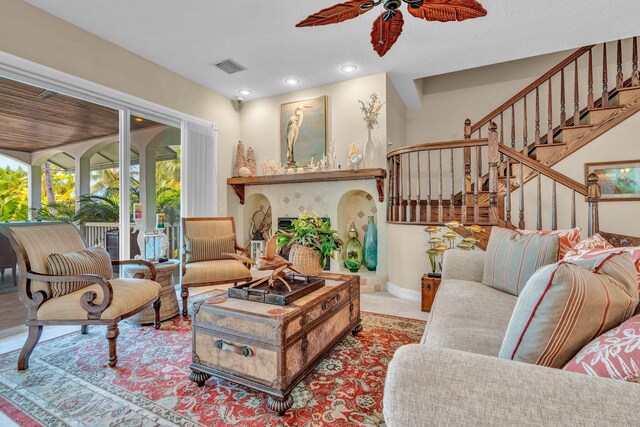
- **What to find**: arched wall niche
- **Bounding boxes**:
[242,192,272,245]
[337,189,377,272]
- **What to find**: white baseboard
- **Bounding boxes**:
[0,325,26,339]
[386,281,421,302]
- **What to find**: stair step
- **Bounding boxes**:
[554,124,594,143]
[579,105,624,126]
[616,86,640,105]
[530,142,567,162]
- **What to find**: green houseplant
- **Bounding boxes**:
[275,211,343,276]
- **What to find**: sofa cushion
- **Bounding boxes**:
[483,227,559,296]
[516,228,581,258]
[185,234,236,263]
[500,253,639,368]
[47,247,113,297]
[563,314,640,382]
[182,259,252,285]
[422,279,517,356]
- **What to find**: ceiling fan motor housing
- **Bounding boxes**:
[384,0,402,10]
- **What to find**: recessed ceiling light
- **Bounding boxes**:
[285,78,300,86]
[134,117,143,122]
[341,64,357,73]
[238,89,252,96]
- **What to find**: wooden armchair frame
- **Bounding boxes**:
[180,217,252,316]
[0,222,162,370]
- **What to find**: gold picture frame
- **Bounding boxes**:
[585,159,640,201]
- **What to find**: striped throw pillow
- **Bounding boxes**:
[483,227,559,296]
[516,228,581,259]
[500,252,639,368]
[47,247,113,298]
[185,234,236,263]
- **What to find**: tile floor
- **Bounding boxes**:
[0,290,428,426]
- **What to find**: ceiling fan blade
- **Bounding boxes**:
[296,0,373,27]
[370,10,404,57]
[408,0,487,22]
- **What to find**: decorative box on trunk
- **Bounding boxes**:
[189,274,361,415]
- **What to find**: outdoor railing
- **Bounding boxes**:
[81,222,180,258]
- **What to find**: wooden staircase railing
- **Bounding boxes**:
[387,124,601,237]
[464,38,640,157]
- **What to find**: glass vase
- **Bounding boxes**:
[363,216,377,271]
[363,126,375,169]
[344,236,364,273]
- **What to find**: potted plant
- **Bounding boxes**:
[275,211,343,277]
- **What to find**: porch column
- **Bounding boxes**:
[28,164,42,220]
[75,156,91,211]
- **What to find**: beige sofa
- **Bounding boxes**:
[383,250,640,426]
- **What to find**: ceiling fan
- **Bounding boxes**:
[296,0,487,57]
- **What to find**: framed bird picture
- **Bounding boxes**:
[280,95,327,168]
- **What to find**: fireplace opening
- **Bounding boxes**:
[277,217,331,271]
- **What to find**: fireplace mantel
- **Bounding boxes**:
[227,168,387,204]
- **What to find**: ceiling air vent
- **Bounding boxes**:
[213,59,246,75]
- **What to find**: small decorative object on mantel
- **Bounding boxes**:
[348,143,363,170]
[425,221,483,274]
[246,147,256,176]
[296,0,487,57]
[328,139,337,171]
[275,211,343,277]
[585,160,640,201]
[238,166,251,177]
[234,141,247,177]
[344,222,364,272]
[359,92,385,169]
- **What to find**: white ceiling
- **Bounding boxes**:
[24,0,640,108]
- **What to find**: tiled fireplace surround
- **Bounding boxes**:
[230,178,388,292]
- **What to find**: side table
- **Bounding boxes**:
[421,273,441,312]
[123,260,180,324]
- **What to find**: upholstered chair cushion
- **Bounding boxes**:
[483,227,559,296]
[182,260,252,285]
[563,314,640,383]
[36,278,161,320]
[185,234,236,263]
[516,228,581,258]
[500,252,639,368]
[47,247,113,297]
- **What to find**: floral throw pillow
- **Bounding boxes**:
[563,314,640,382]
[564,233,614,258]
[516,228,581,259]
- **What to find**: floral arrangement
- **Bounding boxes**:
[425,221,483,274]
[275,211,343,268]
[358,93,385,129]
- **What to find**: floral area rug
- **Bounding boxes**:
[0,293,425,427]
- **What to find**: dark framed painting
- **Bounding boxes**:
[585,160,640,201]
[280,96,327,167]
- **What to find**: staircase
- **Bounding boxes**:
[387,37,640,248]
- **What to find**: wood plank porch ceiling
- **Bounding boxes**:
[0,77,155,153]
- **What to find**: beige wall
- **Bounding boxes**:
[238,73,388,172]
[0,0,239,215]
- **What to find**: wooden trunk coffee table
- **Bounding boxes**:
[189,273,362,415]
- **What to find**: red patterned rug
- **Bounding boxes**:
[0,295,425,427]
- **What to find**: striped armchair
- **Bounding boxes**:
[180,217,252,316]
[0,222,162,370]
